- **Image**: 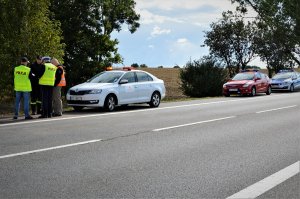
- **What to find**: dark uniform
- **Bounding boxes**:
[29,56,43,114]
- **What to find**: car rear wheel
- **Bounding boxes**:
[290,84,294,92]
[266,86,271,95]
[104,94,116,112]
[149,92,161,108]
[250,87,256,96]
[73,106,84,111]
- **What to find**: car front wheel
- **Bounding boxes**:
[104,95,116,111]
[149,92,161,108]
[250,87,256,96]
[290,84,294,92]
[266,86,271,95]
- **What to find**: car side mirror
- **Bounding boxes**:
[119,79,129,84]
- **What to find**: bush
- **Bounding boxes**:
[180,58,228,97]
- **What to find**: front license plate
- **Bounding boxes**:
[71,96,82,101]
[229,88,238,91]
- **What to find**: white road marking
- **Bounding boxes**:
[0,139,102,160]
[256,105,297,114]
[226,161,300,199]
[153,116,235,132]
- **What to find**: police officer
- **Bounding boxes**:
[39,56,57,118]
[51,58,66,116]
[13,57,34,120]
[29,55,43,115]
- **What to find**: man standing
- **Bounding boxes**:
[29,55,43,115]
[39,56,57,118]
[51,58,66,116]
[13,57,33,120]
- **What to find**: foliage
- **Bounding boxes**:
[131,63,139,68]
[157,66,163,68]
[180,57,229,97]
[0,0,64,101]
[232,0,300,66]
[173,65,180,68]
[204,10,257,77]
[50,0,140,86]
[140,64,148,68]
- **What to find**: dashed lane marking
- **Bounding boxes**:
[0,139,102,159]
[227,161,300,199]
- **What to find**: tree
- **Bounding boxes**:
[232,0,300,66]
[204,10,257,77]
[253,20,295,76]
[140,64,148,68]
[50,0,140,85]
[180,57,228,97]
[131,63,139,68]
[0,0,64,101]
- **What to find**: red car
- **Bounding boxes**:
[223,70,272,97]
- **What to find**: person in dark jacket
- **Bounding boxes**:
[29,55,43,115]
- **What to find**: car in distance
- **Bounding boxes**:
[223,70,271,97]
[67,68,166,111]
[270,70,300,92]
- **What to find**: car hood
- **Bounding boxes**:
[70,82,113,90]
[226,80,253,85]
[271,78,290,83]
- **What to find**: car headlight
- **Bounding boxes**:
[243,83,250,88]
[283,79,291,84]
[87,89,102,94]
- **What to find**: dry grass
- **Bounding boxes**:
[142,68,186,99]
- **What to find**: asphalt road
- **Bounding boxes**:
[0,92,299,198]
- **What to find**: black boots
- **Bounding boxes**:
[31,104,37,115]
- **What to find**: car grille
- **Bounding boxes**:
[69,90,91,95]
[226,84,240,88]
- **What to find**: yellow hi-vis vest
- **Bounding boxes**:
[14,65,32,92]
[39,63,57,86]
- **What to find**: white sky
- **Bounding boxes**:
[112,0,265,68]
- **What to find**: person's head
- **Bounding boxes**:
[36,55,43,64]
[21,57,29,66]
[51,58,60,66]
[42,56,51,63]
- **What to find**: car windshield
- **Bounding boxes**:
[232,73,255,80]
[272,72,293,79]
[87,72,124,83]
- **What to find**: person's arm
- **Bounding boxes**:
[54,67,63,86]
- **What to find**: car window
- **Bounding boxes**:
[121,72,136,83]
[136,72,153,82]
[232,73,254,80]
[255,73,262,79]
[272,72,293,79]
[87,72,124,83]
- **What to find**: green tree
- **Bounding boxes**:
[232,0,300,65]
[204,10,257,77]
[0,0,64,101]
[50,0,140,85]
[180,57,228,97]
[131,63,139,68]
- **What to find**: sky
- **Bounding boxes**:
[111,0,264,68]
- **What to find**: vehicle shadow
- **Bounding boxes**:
[64,104,152,115]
